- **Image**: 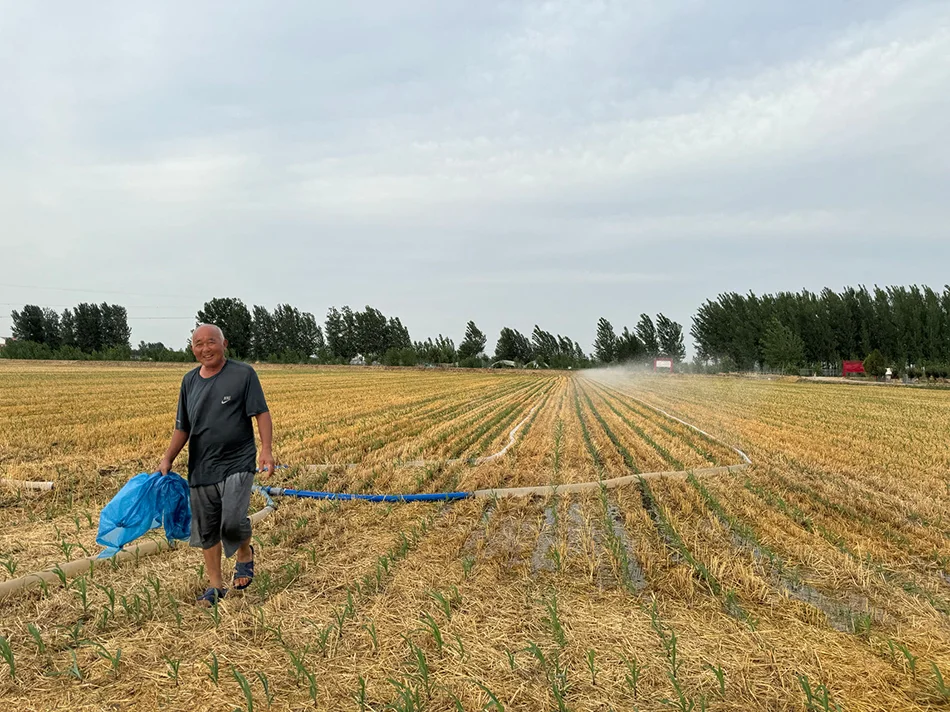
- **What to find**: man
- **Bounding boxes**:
[159,323,276,606]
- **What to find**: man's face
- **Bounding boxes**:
[191,327,228,369]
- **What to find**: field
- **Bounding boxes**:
[1,361,949,711]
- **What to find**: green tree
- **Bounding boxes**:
[197,298,253,358]
[863,349,887,378]
[656,314,686,363]
[458,321,487,360]
[593,317,617,363]
[387,317,412,350]
[99,303,131,350]
[73,303,103,353]
[762,318,805,372]
[531,325,558,365]
[635,314,659,358]
[251,306,277,360]
[324,307,345,359]
[60,309,76,348]
[354,306,389,358]
[11,305,45,343]
[494,327,532,363]
[615,327,644,362]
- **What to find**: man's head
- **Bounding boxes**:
[191,324,228,369]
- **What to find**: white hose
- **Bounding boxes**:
[0,505,275,599]
[0,479,55,490]
[472,463,748,499]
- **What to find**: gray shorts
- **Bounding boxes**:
[189,471,254,558]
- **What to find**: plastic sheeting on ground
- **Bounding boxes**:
[96,472,191,558]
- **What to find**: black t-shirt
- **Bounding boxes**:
[175,360,269,487]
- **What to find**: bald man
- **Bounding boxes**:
[159,323,276,606]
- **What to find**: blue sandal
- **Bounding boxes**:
[233,545,255,590]
[197,587,228,606]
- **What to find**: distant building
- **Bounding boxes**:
[0,336,12,347]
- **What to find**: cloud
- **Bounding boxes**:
[0,1,948,352]
[459,269,672,286]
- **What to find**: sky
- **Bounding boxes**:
[1,1,949,354]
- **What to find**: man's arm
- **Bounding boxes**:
[159,429,189,475]
[255,411,275,475]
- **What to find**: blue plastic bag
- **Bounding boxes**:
[96,472,191,558]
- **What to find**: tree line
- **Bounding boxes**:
[195,299,595,368]
[591,313,686,364]
[15,285,940,375]
[692,285,950,375]
[3,303,132,360]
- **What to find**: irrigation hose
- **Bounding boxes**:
[0,387,750,598]
[0,479,55,490]
[0,502,276,600]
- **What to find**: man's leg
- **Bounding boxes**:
[202,542,226,589]
[220,472,255,588]
[234,539,253,588]
[189,481,227,604]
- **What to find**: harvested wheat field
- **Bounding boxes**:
[1,361,949,711]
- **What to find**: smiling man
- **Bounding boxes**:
[159,323,275,606]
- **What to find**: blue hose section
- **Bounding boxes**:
[260,486,473,503]
[252,484,277,509]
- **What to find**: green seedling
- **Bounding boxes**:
[147,573,162,597]
[388,677,423,712]
[586,649,597,686]
[61,649,83,681]
[542,591,567,648]
[895,641,918,679]
[797,674,843,712]
[90,642,122,677]
[27,623,46,654]
[662,673,704,712]
[474,680,505,710]
[0,554,17,576]
[352,675,368,711]
[428,589,454,620]
[0,635,15,679]
[204,652,220,685]
[504,648,517,670]
[932,662,950,701]
[255,671,275,707]
[74,576,90,618]
[95,583,116,616]
[165,656,181,685]
[621,655,642,698]
[704,662,726,697]
[167,593,182,628]
[362,622,379,651]
[232,666,254,712]
[63,619,86,648]
[316,622,335,655]
[52,565,69,589]
[406,638,433,699]
[420,612,444,653]
[453,633,468,662]
[204,601,222,629]
[462,556,475,577]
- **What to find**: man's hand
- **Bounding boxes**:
[158,456,173,476]
[259,449,276,477]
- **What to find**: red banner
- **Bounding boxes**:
[842,360,865,375]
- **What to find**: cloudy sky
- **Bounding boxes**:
[1,1,948,353]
